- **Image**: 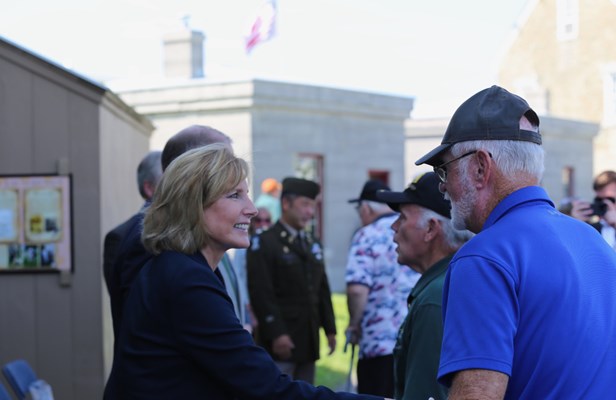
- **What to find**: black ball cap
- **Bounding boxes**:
[348,179,391,203]
[415,85,541,166]
[376,172,451,218]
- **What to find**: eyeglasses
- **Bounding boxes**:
[433,151,478,183]
[434,150,492,183]
[354,201,363,211]
[253,217,271,224]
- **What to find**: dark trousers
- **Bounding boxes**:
[357,354,394,397]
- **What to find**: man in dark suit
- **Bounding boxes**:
[103,150,162,336]
[247,177,337,384]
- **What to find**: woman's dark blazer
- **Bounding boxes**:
[104,250,382,400]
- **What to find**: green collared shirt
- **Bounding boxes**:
[393,255,452,400]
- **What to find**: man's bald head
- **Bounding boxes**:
[161,125,232,171]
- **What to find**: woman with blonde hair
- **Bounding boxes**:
[104,143,387,400]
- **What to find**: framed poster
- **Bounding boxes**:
[0,174,72,273]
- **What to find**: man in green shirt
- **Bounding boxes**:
[377,172,472,400]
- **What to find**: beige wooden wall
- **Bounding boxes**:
[0,39,151,399]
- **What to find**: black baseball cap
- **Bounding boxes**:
[281,177,320,200]
[376,172,451,218]
[415,85,541,166]
[348,179,391,203]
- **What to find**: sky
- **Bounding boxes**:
[1,0,530,118]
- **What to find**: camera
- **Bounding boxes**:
[590,197,615,217]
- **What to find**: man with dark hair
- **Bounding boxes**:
[415,85,616,399]
[247,177,337,384]
[104,150,162,335]
[571,170,616,249]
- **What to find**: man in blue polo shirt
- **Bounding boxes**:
[415,85,616,399]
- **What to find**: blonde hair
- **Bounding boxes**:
[142,143,249,255]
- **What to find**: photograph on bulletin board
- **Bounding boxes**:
[0,174,72,273]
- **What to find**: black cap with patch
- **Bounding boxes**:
[348,179,391,203]
[415,85,541,166]
[376,172,451,218]
[281,177,320,200]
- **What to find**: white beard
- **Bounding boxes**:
[445,170,476,231]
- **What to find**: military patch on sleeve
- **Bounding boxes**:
[251,235,260,250]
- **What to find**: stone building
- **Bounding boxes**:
[116,28,413,290]
[498,0,616,175]
[404,0,608,204]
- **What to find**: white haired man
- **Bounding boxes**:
[376,172,472,400]
[415,85,616,399]
[345,179,420,397]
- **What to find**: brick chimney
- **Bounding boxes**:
[162,27,205,79]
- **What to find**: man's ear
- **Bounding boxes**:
[281,196,291,212]
[143,181,156,200]
[363,202,373,215]
[474,150,493,184]
[424,218,440,242]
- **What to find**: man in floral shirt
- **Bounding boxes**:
[345,180,420,397]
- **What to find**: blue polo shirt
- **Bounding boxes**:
[438,186,616,399]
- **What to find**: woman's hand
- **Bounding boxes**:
[272,334,295,360]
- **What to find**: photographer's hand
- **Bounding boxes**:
[602,199,616,228]
[571,199,593,222]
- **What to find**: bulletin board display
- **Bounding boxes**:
[0,175,72,272]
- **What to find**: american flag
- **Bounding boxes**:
[245,0,277,54]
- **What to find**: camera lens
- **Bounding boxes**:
[592,198,608,217]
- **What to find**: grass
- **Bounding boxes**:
[315,293,357,390]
